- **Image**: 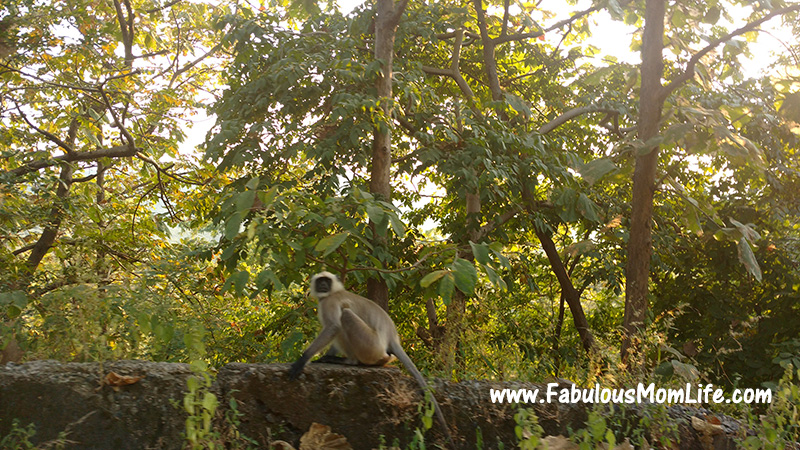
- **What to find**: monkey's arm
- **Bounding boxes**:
[288,324,339,379]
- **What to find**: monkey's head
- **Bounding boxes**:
[310,271,344,299]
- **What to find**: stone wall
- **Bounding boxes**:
[0,360,743,449]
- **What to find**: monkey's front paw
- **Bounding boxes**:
[288,360,305,380]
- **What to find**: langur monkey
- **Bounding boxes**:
[288,271,455,447]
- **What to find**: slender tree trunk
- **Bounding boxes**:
[440,192,482,371]
[552,292,566,373]
[95,161,108,285]
[622,0,666,363]
[535,228,596,352]
[25,163,74,275]
[367,0,407,311]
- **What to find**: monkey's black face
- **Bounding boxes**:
[314,276,332,294]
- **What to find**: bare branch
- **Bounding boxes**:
[25,163,73,274]
[12,243,36,256]
[145,0,182,14]
[538,106,623,134]
[136,153,208,186]
[3,144,139,178]
[12,102,74,153]
[544,4,603,33]
[112,0,135,66]
[421,29,481,116]
[135,49,171,59]
[475,205,522,242]
[72,173,99,183]
[392,0,410,25]
[492,31,544,45]
[0,64,101,93]
[420,65,453,77]
[473,0,503,102]
[501,0,510,37]
[167,42,223,85]
[98,73,139,147]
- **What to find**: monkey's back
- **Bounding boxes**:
[318,290,399,349]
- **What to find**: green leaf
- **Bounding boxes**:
[470,241,490,265]
[224,212,243,240]
[605,430,616,448]
[365,204,385,225]
[504,93,531,117]
[387,211,406,237]
[0,290,28,310]
[588,411,606,438]
[577,194,601,222]
[224,270,250,295]
[607,0,624,19]
[451,258,478,295]
[6,305,21,319]
[256,269,284,291]
[258,185,280,208]
[420,270,448,288]
[245,176,260,190]
[730,218,760,242]
[670,360,699,381]
[202,392,219,412]
[737,237,763,282]
[484,265,507,290]
[578,158,617,186]
[489,242,511,268]
[235,190,256,214]
[704,6,721,24]
[314,232,349,257]
[439,273,455,304]
[683,206,702,235]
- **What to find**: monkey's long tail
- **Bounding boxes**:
[392,345,456,449]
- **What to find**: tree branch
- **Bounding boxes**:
[661,4,800,99]
[492,31,544,45]
[0,64,102,93]
[420,29,481,116]
[538,106,624,134]
[145,0,182,14]
[98,77,136,147]
[544,4,603,33]
[501,0,511,38]
[3,144,139,178]
[391,0,410,26]
[136,153,208,186]
[165,43,223,88]
[473,0,503,102]
[25,163,73,275]
[475,205,522,242]
[13,102,74,153]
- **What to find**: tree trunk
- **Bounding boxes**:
[440,192,482,371]
[622,0,666,363]
[535,228,596,353]
[25,163,74,276]
[366,0,407,311]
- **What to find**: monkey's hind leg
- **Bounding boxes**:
[339,308,394,366]
[313,346,348,364]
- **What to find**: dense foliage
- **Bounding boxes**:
[2,0,799,403]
